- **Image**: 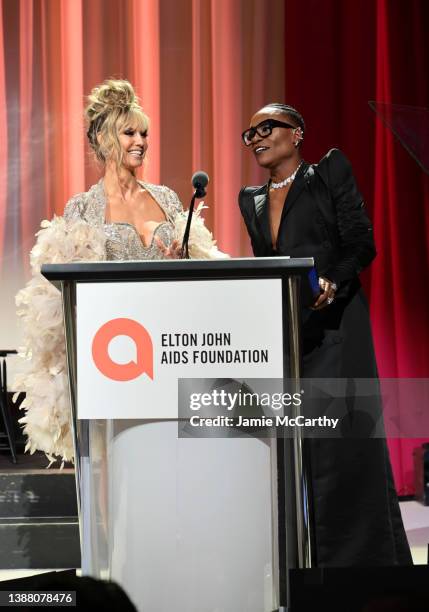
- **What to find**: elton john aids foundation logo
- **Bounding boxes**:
[92,318,153,381]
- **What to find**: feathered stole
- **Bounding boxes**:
[174,203,228,260]
[14,205,227,465]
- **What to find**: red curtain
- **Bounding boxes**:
[1,0,428,494]
[0,2,6,262]
[0,0,286,260]
[0,0,285,365]
[284,0,429,495]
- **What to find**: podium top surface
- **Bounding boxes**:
[42,256,315,285]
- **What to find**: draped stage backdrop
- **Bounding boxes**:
[0,0,428,495]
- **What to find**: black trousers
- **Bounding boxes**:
[298,289,412,567]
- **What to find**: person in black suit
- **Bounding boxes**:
[239,103,412,567]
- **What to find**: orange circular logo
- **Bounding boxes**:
[92,318,153,381]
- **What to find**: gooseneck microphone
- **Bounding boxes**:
[180,171,209,258]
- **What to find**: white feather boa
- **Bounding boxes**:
[174,202,228,260]
[14,218,106,465]
[14,206,227,464]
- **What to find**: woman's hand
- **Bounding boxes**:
[155,237,183,259]
[311,277,337,310]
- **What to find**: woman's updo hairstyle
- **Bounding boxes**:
[85,78,149,164]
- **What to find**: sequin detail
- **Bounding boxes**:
[63,179,182,260]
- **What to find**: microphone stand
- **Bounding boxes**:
[180,188,205,259]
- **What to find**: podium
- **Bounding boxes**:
[42,257,316,612]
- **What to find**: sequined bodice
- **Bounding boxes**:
[103,221,176,260]
[63,180,182,260]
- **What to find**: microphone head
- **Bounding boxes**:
[192,171,209,196]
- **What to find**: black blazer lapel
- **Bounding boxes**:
[276,162,310,244]
[280,162,310,219]
[253,185,272,248]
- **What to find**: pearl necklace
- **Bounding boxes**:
[270,161,303,189]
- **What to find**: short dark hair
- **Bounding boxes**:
[264,103,305,133]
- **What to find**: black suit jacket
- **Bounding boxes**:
[238,148,376,301]
[238,150,413,567]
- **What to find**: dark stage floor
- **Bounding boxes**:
[0,449,74,473]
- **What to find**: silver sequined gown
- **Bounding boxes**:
[63,179,182,260]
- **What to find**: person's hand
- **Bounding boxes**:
[155,237,182,259]
[311,277,337,310]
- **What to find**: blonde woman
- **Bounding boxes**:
[16,79,223,463]
[65,78,186,260]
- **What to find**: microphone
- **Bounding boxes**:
[180,171,210,259]
[192,171,209,198]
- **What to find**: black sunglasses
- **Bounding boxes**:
[241,119,297,146]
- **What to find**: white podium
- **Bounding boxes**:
[42,257,316,612]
